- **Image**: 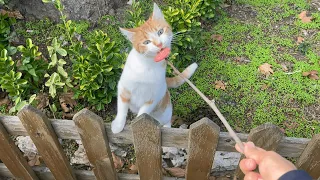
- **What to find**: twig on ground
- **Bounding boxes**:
[166,60,245,151]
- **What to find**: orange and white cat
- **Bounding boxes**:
[111,3,198,133]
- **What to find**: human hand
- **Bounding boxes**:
[235,142,296,180]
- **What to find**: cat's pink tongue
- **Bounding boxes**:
[154,48,170,62]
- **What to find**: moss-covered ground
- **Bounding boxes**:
[172,0,320,138]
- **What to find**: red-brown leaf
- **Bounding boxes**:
[165,167,186,178]
[258,63,274,76]
[298,11,312,23]
[215,80,226,90]
[211,34,223,42]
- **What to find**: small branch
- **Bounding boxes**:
[167,60,244,151]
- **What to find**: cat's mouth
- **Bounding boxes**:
[154,48,171,62]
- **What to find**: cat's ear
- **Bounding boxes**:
[120,28,135,42]
[152,3,165,20]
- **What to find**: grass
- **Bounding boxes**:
[171,0,320,138]
[12,0,319,139]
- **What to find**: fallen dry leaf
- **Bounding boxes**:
[165,167,185,178]
[0,9,24,19]
[261,84,269,90]
[112,152,124,169]
[215,80,226,90]
[124,164,138,174]
[280,63,288,72]
[302,70,319,80]
[211,34,223,42]
[298,11,312,23]
[26,154,41,167]
[59,92,77,113]
[35,93,49,110]
[297,37,304,44]
[258,63,274,76]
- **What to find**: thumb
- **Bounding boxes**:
[243,142,266,164]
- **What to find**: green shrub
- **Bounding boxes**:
[0,48,36,113]
[42,0,126,110]
[0,13,16,49]
[17,38,47,85]
[163,0,222,65]
[71,30,125,110]
[45,38,73,98]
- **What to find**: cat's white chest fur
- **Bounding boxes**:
[119,49,167,112]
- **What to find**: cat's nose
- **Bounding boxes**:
[156,43,163,48]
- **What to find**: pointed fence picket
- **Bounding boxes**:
[0,105,318,180]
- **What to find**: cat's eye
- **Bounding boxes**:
[143,40,151,45]
[157,28,164,36]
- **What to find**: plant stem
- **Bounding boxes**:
[166,60,245,151]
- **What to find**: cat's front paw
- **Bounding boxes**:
[111,117,126,134]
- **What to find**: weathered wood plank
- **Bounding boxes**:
[296,134,320,179]
[0,122,39,180]
[0,163,184,180]
[0,115,310,157]
[17,105,76,180]
[186,118,220,180]
[234,123,284,179]
[73,109,118,180]
[131,114,162,180]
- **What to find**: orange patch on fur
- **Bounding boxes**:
[155,90,170,111]
[181,69,190,78]
[120,88,131,103]
[145,100,154,104]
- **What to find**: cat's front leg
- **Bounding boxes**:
[111,87,130,133]
[137,100,158,116]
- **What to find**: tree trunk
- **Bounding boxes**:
[7,0,128,22]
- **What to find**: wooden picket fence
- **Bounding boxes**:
[0,105,319,180]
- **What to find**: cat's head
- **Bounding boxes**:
[120,3,172,57]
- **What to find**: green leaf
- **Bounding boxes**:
[58,59,67,65]
[9,106,16,114]
[47,46,54,57]
[42,0,53,3]
[28,69,37,77]
[29,94,37,103]
[57,66,68,78]
[105,66,113,72]
[50,103,57,113]
[49,85,56,98]
[15,72,22,79]
[17,79,28,85]
[26,38,33,48]
[14,96,21,105]
[7,46,17,55]
[52,37,58,49]
[50,53,58,67]
[56,48,67,56]
[16,101,28,111]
